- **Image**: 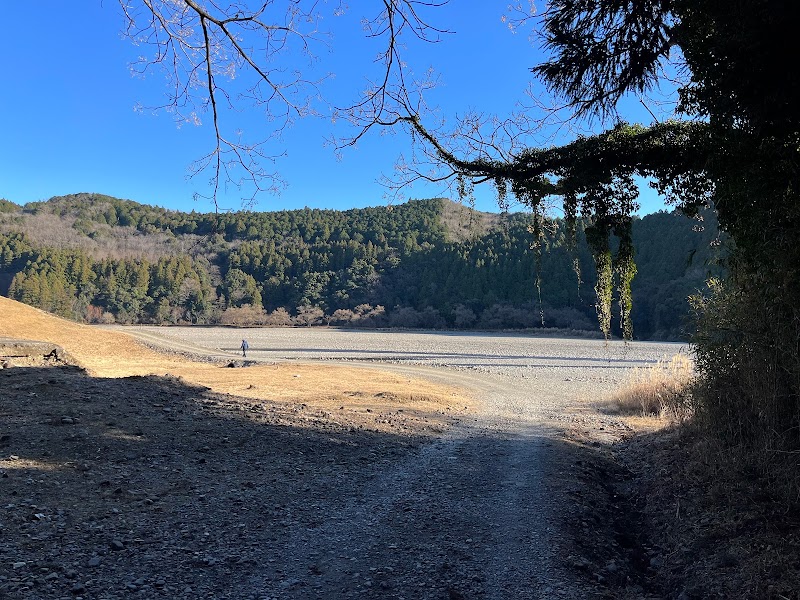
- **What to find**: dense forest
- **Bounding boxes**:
[0,193,722,339]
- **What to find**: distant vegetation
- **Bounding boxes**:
[607,354,695,420]
[0,193,722,339]
[0,199,20,213]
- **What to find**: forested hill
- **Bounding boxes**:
[0,193,723,340]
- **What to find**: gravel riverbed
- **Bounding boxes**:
[3,328,683,599]
[121,328,683,598]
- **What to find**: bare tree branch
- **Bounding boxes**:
[118,0,452,210]
[118,1,686,214]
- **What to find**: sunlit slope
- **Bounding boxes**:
[0,296,469,413]
[0,295,174,375]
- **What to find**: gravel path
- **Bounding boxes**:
[109,327,684,598]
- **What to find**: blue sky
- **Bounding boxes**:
[0,2,670,215]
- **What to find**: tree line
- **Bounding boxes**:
[0,194,722,339]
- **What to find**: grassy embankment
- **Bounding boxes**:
[0,296,473,430]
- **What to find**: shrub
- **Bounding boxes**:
[389,306,422,328]
[219,304,267,326]
[609,353,695,421]
[263,307,292,326]
[451,304,477,328]
[350,304,386,327]
[329,308,356,325]
[294,305,325,327]
[85,304,106,324]
[478,303,536,329]
[689,273,800,504]
[543,306,595,331]
[419,306,446,329]
[691,277,800,452]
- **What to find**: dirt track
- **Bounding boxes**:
[105,326,682,598]
[6,312,797,598]
[1,298,683,598]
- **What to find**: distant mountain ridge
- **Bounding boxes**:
[0,193,723,339]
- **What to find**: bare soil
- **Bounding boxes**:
[0,297,473,430]
[4,297,797,599]
[559,407,800,600]
[0,298,479,599]
[617,426,800,599]
[0,357,634,600]
[0,362,461,598]
[0,298,640,599]
[0,300,471,599]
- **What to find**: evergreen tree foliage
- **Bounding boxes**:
[541,0,800,453]
[0,199,20,213]
[0,195,719,337]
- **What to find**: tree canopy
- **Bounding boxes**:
[374,0,795,344]
[496,0,799,452]
[0,194,718,338]
[154,0,797,451]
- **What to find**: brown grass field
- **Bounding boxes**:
[0,296,472,421]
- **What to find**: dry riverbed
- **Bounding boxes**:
[3,302,697,598]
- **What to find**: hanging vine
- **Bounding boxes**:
[494,177,509,214]
[508,177,549,326]
[614,218,637,340]
[456,174,476,209]
[584,219,614,339]
[435,125,663,341]
[527,208,546,326]
[563,191,582,300]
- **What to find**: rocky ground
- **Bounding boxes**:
[3,331,799,599]
[0,337,634,600]
[0,353,463,599]
[620,427,800,599]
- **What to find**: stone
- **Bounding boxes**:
[650,556,663,569]
[110,540,125,551]
[569,556,591,570]
[71,582,86,594]
[87,557,101,567]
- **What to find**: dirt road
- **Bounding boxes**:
[109,327,682,598]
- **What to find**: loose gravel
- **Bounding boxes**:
[114,327,683,598]
[4,327,683,598]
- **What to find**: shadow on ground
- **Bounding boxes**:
[608,424,800,600]
[1,365,436,598]
[0,364,673,599]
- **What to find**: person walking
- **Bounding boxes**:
[240,339,249,358]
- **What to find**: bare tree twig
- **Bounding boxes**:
[119,0,452,210]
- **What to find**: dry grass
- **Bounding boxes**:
[0,296,474,425]
[607,353,695,421]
